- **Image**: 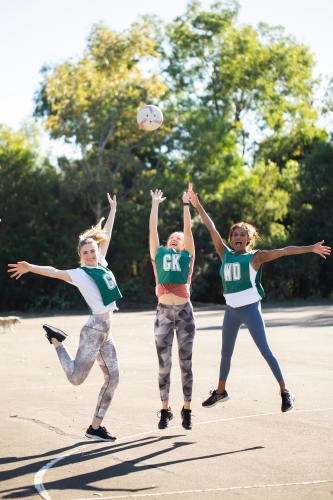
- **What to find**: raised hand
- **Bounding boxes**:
[313,241,331,259]
[183,182,193,203]
[8,262,30,280]
[150,189,166,204]
[107,193,117,210]
[187,184,199,208]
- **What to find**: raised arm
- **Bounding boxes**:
[149,189,166,259]
[183,183,195,256]
[99,193,117,257]
[251,241,331,271]
[188,187,227,259]
[8,262,71,281]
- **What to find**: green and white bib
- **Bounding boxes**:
[220,247,264,307]
[81,264,122,311]
[154,246,193,284]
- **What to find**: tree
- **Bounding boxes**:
[34,20,168,223]
[0,125,91,312]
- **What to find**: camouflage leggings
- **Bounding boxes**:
[55,315,119,419]
[154,302,196,402]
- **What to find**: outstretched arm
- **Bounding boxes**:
[183,183,195,256]
[188,187,227,259]
[99,193,117,257]
[8,262,71,281]
[251,241,331,271]
[149,189,166,259]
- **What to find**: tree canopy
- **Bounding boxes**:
[1,2,332,312]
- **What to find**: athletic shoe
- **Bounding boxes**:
[281,391,295,413]
[43,324,68,344]
[202,389,230,408]
[181,407,192,430]
[157,407,174,429]
[85,425,116,441]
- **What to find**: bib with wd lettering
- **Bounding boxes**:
[220,247,264,298]
[154,246,192,285]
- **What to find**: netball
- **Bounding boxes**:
[137,104,163,131]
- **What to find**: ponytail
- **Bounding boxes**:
[77,217,108,254]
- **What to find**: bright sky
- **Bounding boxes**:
[1,0,333,131]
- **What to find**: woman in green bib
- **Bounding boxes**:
[8,193,122,441]
[188,187,330,413]
[150,186,196,430]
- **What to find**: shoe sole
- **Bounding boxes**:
[43,324,68,342]
[85,433,116,441]
[202,395,230,408]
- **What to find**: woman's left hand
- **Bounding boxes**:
[183,183,193,203]
[313,240,331,259]
[107,193,117,210]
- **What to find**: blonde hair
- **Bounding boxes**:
[228,222,260,251]
[166,231,184,248]
[77,217,108,254]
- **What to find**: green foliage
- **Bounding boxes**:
[1,2,332,310]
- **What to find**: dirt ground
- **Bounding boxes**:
[0,303,332,500]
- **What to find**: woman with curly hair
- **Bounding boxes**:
[188,186,330,413]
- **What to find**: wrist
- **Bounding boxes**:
[183,202,190,206]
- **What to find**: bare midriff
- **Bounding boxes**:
[157,284,190,305]
[93,310,113,320]
[158,293,189,305]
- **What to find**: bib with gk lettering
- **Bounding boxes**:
[220,247,264,298]
[81,264,122,307]
[154,246,192,285]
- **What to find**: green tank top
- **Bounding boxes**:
[81,264,122,306]
[155,246,192,284]
[220,247,265,298]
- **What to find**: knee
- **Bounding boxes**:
[260,347,274,360]
[69,376,85,386]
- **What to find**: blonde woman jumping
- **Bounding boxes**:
[8,193,121,441]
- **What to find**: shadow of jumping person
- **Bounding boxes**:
[1,433,264,498]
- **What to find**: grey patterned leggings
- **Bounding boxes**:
[55,315,119,419]
[154,302,196,402]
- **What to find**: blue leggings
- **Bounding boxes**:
[220,301,284,382]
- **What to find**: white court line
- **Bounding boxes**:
[34,445,89,500]
[33,407,333,500]
[72,479,333,500]
[3,371,333,392]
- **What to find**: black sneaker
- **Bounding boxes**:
[85,425,116,441]
[281,391,295,413]
[202,389,230,408]
[43,324,68,344]
[157,407,174,429]
[181,407,192,430]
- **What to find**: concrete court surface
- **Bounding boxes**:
[0,303,332,500]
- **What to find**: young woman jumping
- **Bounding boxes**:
[8,193,121,441]
[188,187,331,412]
[150,186,195,430]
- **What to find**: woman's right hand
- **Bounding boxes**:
[8,262,31,280]
[150,189,166,204]
[188,185,199,208]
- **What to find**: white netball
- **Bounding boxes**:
[137,104,163,131]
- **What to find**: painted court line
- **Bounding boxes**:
[33,407,333,500]
[72,480,333,500]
